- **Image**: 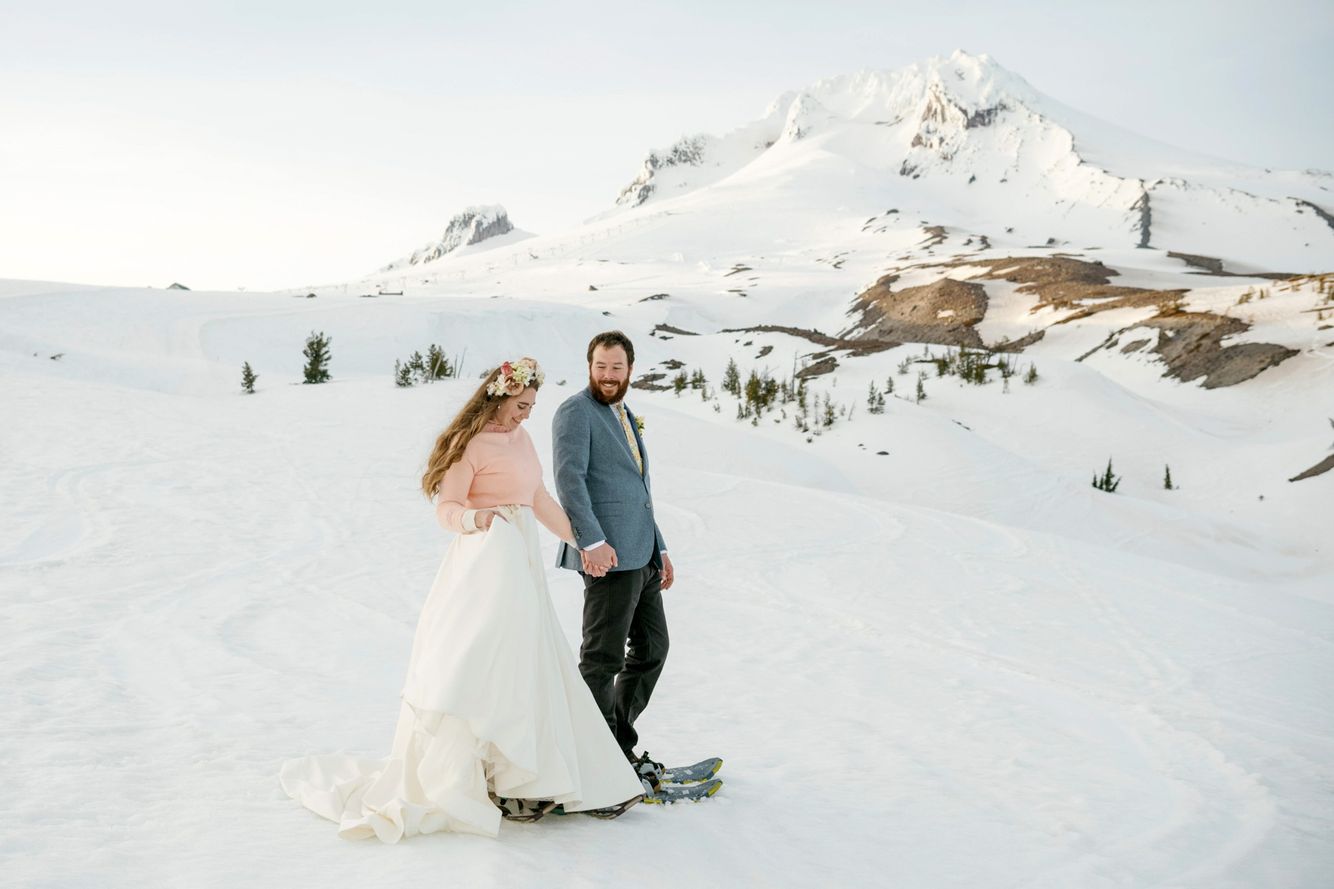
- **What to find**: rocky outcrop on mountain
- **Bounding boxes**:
[383,206,516,270]
[1139,310,1299,389]
[839,253,1303,387]
[968,256,1184,317]
[616,136,712,207]
[846,275,988,347]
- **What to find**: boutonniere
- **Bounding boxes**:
[635,415,645,436]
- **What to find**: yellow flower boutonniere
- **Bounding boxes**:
[635,415,645,436]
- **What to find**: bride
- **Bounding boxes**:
[280,357,646,842]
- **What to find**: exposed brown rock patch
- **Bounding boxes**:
[843,253,1310,387]
[847,275,987,347]
[652,323,699,337]
[1167,251,1226,275]
[1289,453,1334,482]
[1140,311,1298,388]
[921,226,948,248]
[632,372,670,391]
[795,355,838,379]
[966,256,1173,313]
[723,324,899,355]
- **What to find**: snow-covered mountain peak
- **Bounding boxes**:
[381,205,529,271]
[798,50,1031,123]
[605,52,1330,271]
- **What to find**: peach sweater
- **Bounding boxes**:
[433,424,575,542]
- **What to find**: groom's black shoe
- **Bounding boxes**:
[631,750,665,791]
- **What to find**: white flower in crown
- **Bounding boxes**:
[486,357,545,397]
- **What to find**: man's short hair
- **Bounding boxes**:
[586,330,635,366]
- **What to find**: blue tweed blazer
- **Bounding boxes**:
[552,387,666,572]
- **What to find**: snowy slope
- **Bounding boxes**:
[2,273,1332,888]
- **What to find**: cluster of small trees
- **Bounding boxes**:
[717,357,851,434]
[395,344,457,388]
[896,344,1039,392]
[671,368,710,396]
[240,331,462,394]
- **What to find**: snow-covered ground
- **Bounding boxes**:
[2,273,1331,888]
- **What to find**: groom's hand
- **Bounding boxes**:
[580,551,604,577]
[660,553,675,590]
[584,542,617,577]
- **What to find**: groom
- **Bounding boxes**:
[553,331,675,788]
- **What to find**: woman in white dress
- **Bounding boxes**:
[280,358,646,842]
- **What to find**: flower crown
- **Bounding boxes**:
[486,357,545,397]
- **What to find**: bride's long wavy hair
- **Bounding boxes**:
[419,367,542,498]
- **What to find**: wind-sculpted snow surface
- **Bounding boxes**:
[2,279,1332,887]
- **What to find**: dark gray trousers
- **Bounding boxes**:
[579,563,669,760]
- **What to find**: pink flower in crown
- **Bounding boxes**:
[488,356,545,397]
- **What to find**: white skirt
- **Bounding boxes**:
[280,505,644,842]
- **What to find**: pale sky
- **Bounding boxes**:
[2,0,1330,291]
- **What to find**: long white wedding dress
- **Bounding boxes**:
[280,504,645,842]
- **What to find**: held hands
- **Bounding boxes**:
[581,542,618,578]
[475,509,508,531]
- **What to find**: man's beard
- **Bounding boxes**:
[589,372,629,405]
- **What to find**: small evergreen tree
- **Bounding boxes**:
[885,376,894,395]
[1092,459,1121,493]
[1163,465,1174,490]
[240,361,257,394]
[673,370,689,395]
[302,331,331,384]
[915,373,927,403]
[722,358,741,396]
[744,370,762,409]
[1024,363,1039,385]
[427,344,452,380]
[395,360,414,388]
[407,350,428,384]
[867,382,886,414]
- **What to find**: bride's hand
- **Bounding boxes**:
[475,509,506,531]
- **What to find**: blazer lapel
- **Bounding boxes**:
[588,391,640,471]
[625,404,649,477]
[582,388,648,484]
